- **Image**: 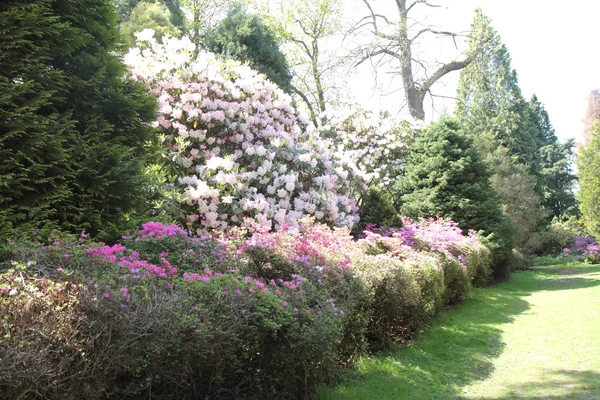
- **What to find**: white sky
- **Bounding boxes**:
[347,0,600,143]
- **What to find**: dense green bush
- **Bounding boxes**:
[205,4,293,92]
[398,118,513,281]
[0,0,157,242]
[0,262,348,399]
[439,255,471,305]
[356,186,403,235]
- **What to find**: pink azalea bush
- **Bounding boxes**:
[124,32,359,233]
[1,218,493,398]
[573,235,600,264]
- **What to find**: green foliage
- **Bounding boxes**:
[0,0,157,241]
[479,135,546,250]
[577,123,600,239]
[538,140,578,220]
[528,95,578,220]
[457,10,538,170]
[456,11,577,231]
[0,1,76,239]
[118,2,181,50]
[526,219,579,256]
[440,256,471,305]
[114,0,185,29]
[398,118,513,279]
[357,187,403,233]
[1,241,351,399]
[205,4,293,92]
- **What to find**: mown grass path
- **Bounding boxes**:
[318,264,600,399]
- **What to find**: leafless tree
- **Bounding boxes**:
[351,0,476,120]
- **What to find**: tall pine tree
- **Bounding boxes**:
[456,10,539,171]
[455,10,581,250]
[527,95,577,220]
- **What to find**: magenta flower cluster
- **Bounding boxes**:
[573,235,600,263]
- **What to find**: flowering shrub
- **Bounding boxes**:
[360,217,491,288]
[0,222,359,399]
[573,235,600,264]
[124,31,359,233]
[1,218,493,398]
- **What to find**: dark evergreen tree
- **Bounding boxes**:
[356,187,403,233]
[205,4,293,92]
[0,0,157,240]
[456,10,539,172]
[455,10,581,246]
[0,1,76,238]
[398,118,513,279]
[527,95,578,220]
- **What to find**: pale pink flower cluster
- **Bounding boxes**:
[321,107,416,189]
[124,31,359,233]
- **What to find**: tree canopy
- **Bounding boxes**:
[205,4,293,92]
[577,123,600,239]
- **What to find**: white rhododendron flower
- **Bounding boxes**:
[124,36,363,232]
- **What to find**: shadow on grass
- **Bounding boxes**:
[317,264,600,400]
[520,265,600,292]
[471,369,600,400]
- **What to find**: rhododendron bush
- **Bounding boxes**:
[320,107,417,189]
[124,30,359,233]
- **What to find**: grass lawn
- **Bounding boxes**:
[317,263,600,399]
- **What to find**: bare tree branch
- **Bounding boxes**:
[351,0,477,119]
[421,55,475,95]
[407,0,441,13]
[410,28,469,44]
[355,48,402,67]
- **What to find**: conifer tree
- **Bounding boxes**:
[456,10,538,171]
[205,4,293,92]
[455,10,580,246]
[528,95,577,220]
[0,1,76,237]
[398,118,513,279]
[0,0,156,240]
